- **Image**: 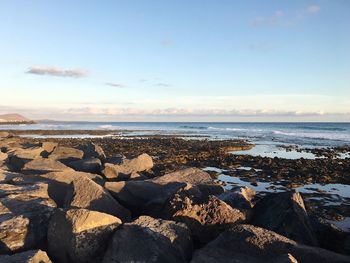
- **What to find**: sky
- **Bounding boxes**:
[0,0,349,122]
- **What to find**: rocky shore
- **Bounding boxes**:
[0,131,349,262]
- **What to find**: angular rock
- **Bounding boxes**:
[151,168,213,185]
[105,180,185,216]
[49,146,84,163]
[48,209,121,263]
[0,249,52,263]
[173,194,246,244]
[191,224,350,263]
[251,191,318,246]
[0,131,11,139]
[218,186,255,218]
[102,153,153,180]
[22,157,72,174]
[41,142,58,157]
[65,176,131,221]
[0,152,7,162]
[8,147,44,171]
[79,142,106,162]
[102,216,192,263]
[0,194,56,253]
[68,157,102,174]
[0,182,49,199]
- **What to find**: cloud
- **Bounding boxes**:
[154,83,172,87]
[306,5,321,14]
[251,10,284,27]
[105,82,126,88]
[26,66,88,78]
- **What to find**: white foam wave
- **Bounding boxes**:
[273,130,350,141]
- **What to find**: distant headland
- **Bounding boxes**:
[0,113,36,125]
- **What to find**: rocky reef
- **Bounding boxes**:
[0,132,349,262]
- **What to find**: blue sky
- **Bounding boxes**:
[0,0,349,121]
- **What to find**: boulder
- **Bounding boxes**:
[48,209,121,263]
[173,194,246,244]
[41,142,58,156]
[251,191,318,246]
[22,158,72,174]
[49,146,84,163]
[79,142,106,162]
[102,153,153,180]
[151,168,213,185]
[0,152,7,162]
[310,216,350,255]
[65,176,131,221]
[0,194,56,253]
[105,180,185,216]
[0,131,11,139]
[0,182,49,199]
[218,186,255,218]
[0,249,52,263]
[8,147,44,171]
[191,224,350,263]
[68,157,102,174]
[102,216,192,263]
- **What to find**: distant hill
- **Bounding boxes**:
[0,113,35,124]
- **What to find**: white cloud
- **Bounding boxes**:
[26,66,88,78]
[105,82,126,88]
[251,10,284,27]
[306,5,321,14]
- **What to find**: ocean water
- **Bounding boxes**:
[1,122,349,148]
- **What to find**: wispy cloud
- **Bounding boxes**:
[154,82,172,87]
[306,5,321,14]
[26,66,88,78]
[251,10,284,27]
[105,82,126,88]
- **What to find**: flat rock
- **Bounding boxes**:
[68,157,102,174]
[49,146,84,163]
[65,176,131,221]
[191,224,350,263]
[0,182,49,199]
[8,147,44,171]
[252,191,318,246]
[0,249,52,263]
[48,209,121,263]
[0,132,11,139]
[151,168,213,185]
[102,153,153,180]
[0,194,56,253]
[22,157,72,174]
[102,215,192,263]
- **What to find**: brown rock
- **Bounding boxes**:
[41,142,58,155]
[151,168,213,185]
[0,249,52,263]
[79,142,106,162]
[102,153,153,180]
[48,209,121,263]
[8,147,44,171]
[22,157,72,174]
[0,194,56,253]
[68,157,102,174]
[65,176,131,221]
[49,146,84,163]
[102,216,192,263]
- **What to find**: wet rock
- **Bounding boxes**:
[0,194,56,253]
[0,249,52,263]
[48,208,121,263]
[79,142,106,162]
[68,157,102,174]
[49,146,84,163]
[172,194,246,244]
[218,186,255,218]
[150,168,213,185]
[251,191,318,246]
[102,215,192,263]
[8,147,44,171]
[191,224,350,263]
[105,180,185,216]
[22,158,72,174]
[65,176,131,221]
[102,153,153,180]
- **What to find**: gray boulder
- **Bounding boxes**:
[102,216,192,263]
[48,209,121,263]
[251,191,318,246]
[191,224,350,263]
